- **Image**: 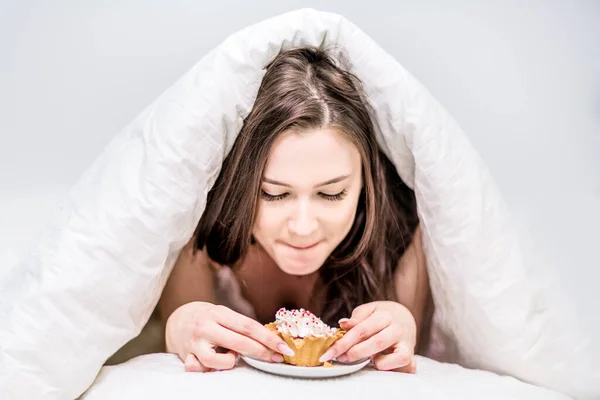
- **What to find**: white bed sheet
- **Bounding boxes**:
[81,354,570,400]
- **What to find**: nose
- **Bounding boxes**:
[288,200,318,236]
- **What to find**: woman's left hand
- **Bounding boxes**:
[318,301,417,373]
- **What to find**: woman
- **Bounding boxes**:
[157,46,433,374]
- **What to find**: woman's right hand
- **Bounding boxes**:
[165,301,295,372]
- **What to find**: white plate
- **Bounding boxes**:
[241,355,371,378]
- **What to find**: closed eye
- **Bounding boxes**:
[261,190,288,202]
[319,190,347,201]
[261,189,348,202]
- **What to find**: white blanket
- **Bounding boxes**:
[81,354,570,400]
[1,8,597,399]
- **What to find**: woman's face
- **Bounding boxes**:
[252,127,363,276]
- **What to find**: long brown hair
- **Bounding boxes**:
[195,46,419,325]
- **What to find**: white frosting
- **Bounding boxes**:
[274,308,338,338]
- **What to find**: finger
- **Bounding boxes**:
[400,357,417,374]
[194,339,237,371]
[204,322,281,362]
[339,328,397,362]
[320,311,392,362]
[184,353,211,373]
[198,349,237,370]
[351,303,377,320]
[211,305,295,356]
[339,303,377,328]
[388,356,416,373]
[339,303,379,331]
[372,344,414,371]
[338,318,357,330]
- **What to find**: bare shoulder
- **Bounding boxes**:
[156,236,220,322]
[394,225,426,288]
[393,225,433,352]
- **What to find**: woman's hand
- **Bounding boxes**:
[165,301,295,372]
[319,301,417,373]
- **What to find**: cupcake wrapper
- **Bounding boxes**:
[265,322,345,367]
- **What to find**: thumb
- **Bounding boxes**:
[339,303,376,328]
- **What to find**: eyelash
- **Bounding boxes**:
[261,190,347,202]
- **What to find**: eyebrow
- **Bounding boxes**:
[262,175,350,188]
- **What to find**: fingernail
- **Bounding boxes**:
[319,349,335,363]
[337,354,349,363]
[338,318,350,324]
[271,353,284,363]
[278,343,295,356]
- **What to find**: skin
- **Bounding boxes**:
[158,127,431,373]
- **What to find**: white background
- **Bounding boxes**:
[1,1,598,333]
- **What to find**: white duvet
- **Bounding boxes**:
[0,8,597,400]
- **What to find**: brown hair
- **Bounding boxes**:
[195,46,419,325]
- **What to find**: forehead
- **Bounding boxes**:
[264,128,361,183]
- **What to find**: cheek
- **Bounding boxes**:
[254,205,284,237]
[322,199,360,236]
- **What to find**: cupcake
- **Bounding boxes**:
[265,308,345,367]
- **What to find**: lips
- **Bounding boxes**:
[285,241,321,250]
